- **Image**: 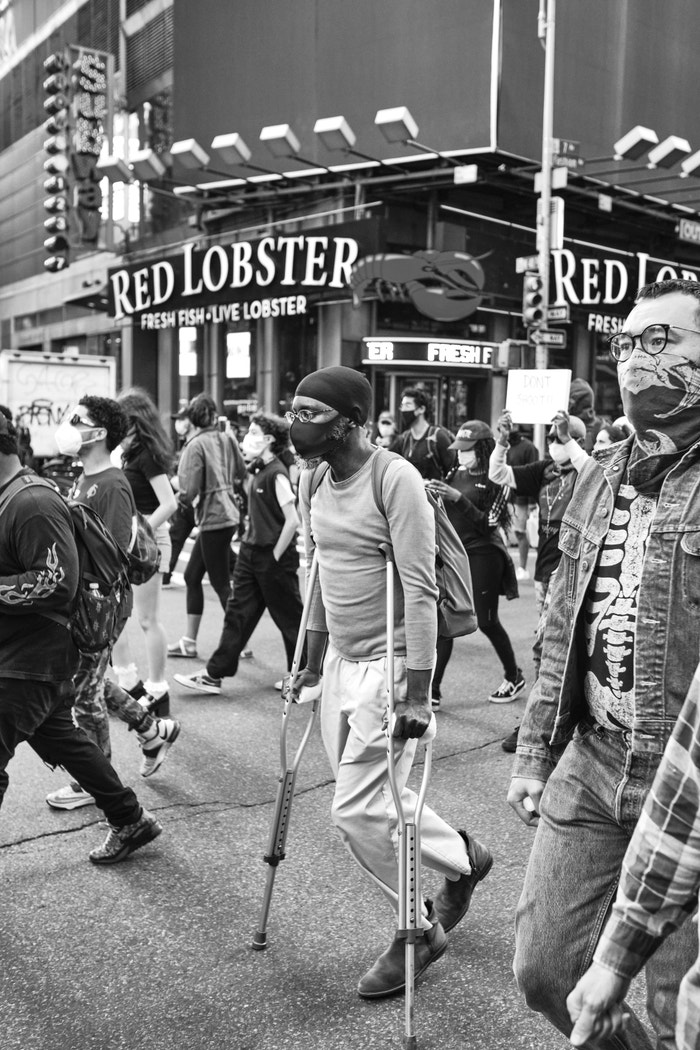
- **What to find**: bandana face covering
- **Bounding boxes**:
[620,351,700,492]
[290,418,349,460]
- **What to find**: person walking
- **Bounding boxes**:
[393,386,455,480]
[174,412,302,696]
[162,406,196,588]
[504,425,538,580]
[111,388,177,716]
[45,396,181,811]
[566,661,700,1050]
[0,409,161,864]
[508,278,700,1049]
[427,420,523,709]
[489,409,589,751]
[285,365,492,999]
[167,393,246,659]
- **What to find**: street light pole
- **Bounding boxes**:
[533,0,556,451]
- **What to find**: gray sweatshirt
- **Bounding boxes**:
[299,450,438,668]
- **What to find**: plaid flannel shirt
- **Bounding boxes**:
[594,661,700,993]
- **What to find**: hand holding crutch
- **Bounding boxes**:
[252,549,323,951]
[380,543,436,1050]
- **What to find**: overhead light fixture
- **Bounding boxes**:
[171,138,211,170]
[314,116,357,152]
[375,106,419,144]
[210,132,285,181]
[260,123,327,173]
[130,148,166,181]
[613,125,659,161]
[374,106,462,168]
[647,135,691,170]
[680,150,700,178]
[96,155,131,183]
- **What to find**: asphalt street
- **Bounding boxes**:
[0,550,651,1050]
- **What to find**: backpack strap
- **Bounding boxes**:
[370,448,403,518]
[309,461,331,498]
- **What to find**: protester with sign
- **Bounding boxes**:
[508,278,700,1048]
[428,421,523,708]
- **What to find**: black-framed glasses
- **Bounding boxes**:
[608,324,700,362]
[285,407,336,424]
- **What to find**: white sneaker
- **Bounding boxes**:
[46,784,96,810]
[515,567,530,581]
[138,718,182,778]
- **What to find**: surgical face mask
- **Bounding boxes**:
[548,441,571,466]
[54,420,100,457]
[241,431,267,459]
[457,449,477,469]
[377,419,395,433]
[174,418,190,438]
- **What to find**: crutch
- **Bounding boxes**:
[380,543,435,1050]
[252,548,322,951]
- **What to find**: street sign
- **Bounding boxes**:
[531,329,567,348]
[552,137,580,158]
[546,304,570,323]
[516,254,540,274]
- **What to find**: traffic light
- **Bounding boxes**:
[42,51,71,273]
[522,271,544,328]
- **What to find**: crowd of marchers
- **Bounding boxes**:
[0,277,699,1049]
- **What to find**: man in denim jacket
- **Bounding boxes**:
[508,278,700,1049]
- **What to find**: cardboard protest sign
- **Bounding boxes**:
[505,369,572,424]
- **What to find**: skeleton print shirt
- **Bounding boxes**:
[583,480,658,730]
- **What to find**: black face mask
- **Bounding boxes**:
[400,410,416,430]
[290,418,349,459]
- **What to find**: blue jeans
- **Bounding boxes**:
[514,721,698,1049]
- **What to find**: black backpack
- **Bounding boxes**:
[0,473,132,654]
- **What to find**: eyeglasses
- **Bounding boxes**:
[285,407,336,424]
[69,413,96,428]
[608,324,700,362]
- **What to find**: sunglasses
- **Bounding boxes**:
[69,413,96,428]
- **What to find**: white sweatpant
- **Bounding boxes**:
[320,645,471,924]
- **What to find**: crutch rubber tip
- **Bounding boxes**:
[251,931,268,951]
[404,1037,417,1049]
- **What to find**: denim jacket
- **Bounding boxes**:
[513,436,700,783]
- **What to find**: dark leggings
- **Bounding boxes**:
[184,526,236,614]
[433,546,518,690]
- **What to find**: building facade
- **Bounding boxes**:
[2,0,700,438]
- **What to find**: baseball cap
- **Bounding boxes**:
[171,406,189,420]
[448,420,493,450]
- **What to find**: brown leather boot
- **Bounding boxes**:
[357,901,448,999]
[432,830,493,933]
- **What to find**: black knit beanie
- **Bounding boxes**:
[295,366,372,425]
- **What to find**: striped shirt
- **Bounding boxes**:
[593,661,700,1048]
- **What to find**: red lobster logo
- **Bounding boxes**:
[350,249,485,322]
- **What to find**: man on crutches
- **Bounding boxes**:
[288,365,493,1000]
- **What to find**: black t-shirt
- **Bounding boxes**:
[508,459,579,582]
[0,473,79,681]
[123,447,163,514]
[392,426,455,480]
[72,467,136,552]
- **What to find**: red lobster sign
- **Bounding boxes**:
[350,249,485,322]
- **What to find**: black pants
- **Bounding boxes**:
[0,677,141,827]
[184,526,236,613]
[167,501,196,577]
[207,542,303,680]
[433,545,518,690]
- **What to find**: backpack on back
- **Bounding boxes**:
[308,451,476,639]
[0,473,132,653]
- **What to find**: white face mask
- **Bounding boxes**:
[55,421,102,457]
[548,441,571,466]
[457,449,478,469]
[241,432,266,459]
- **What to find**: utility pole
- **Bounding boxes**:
[534,0,556,450]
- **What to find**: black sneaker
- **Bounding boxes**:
[501,726,520,753]
[488,668,526,704]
